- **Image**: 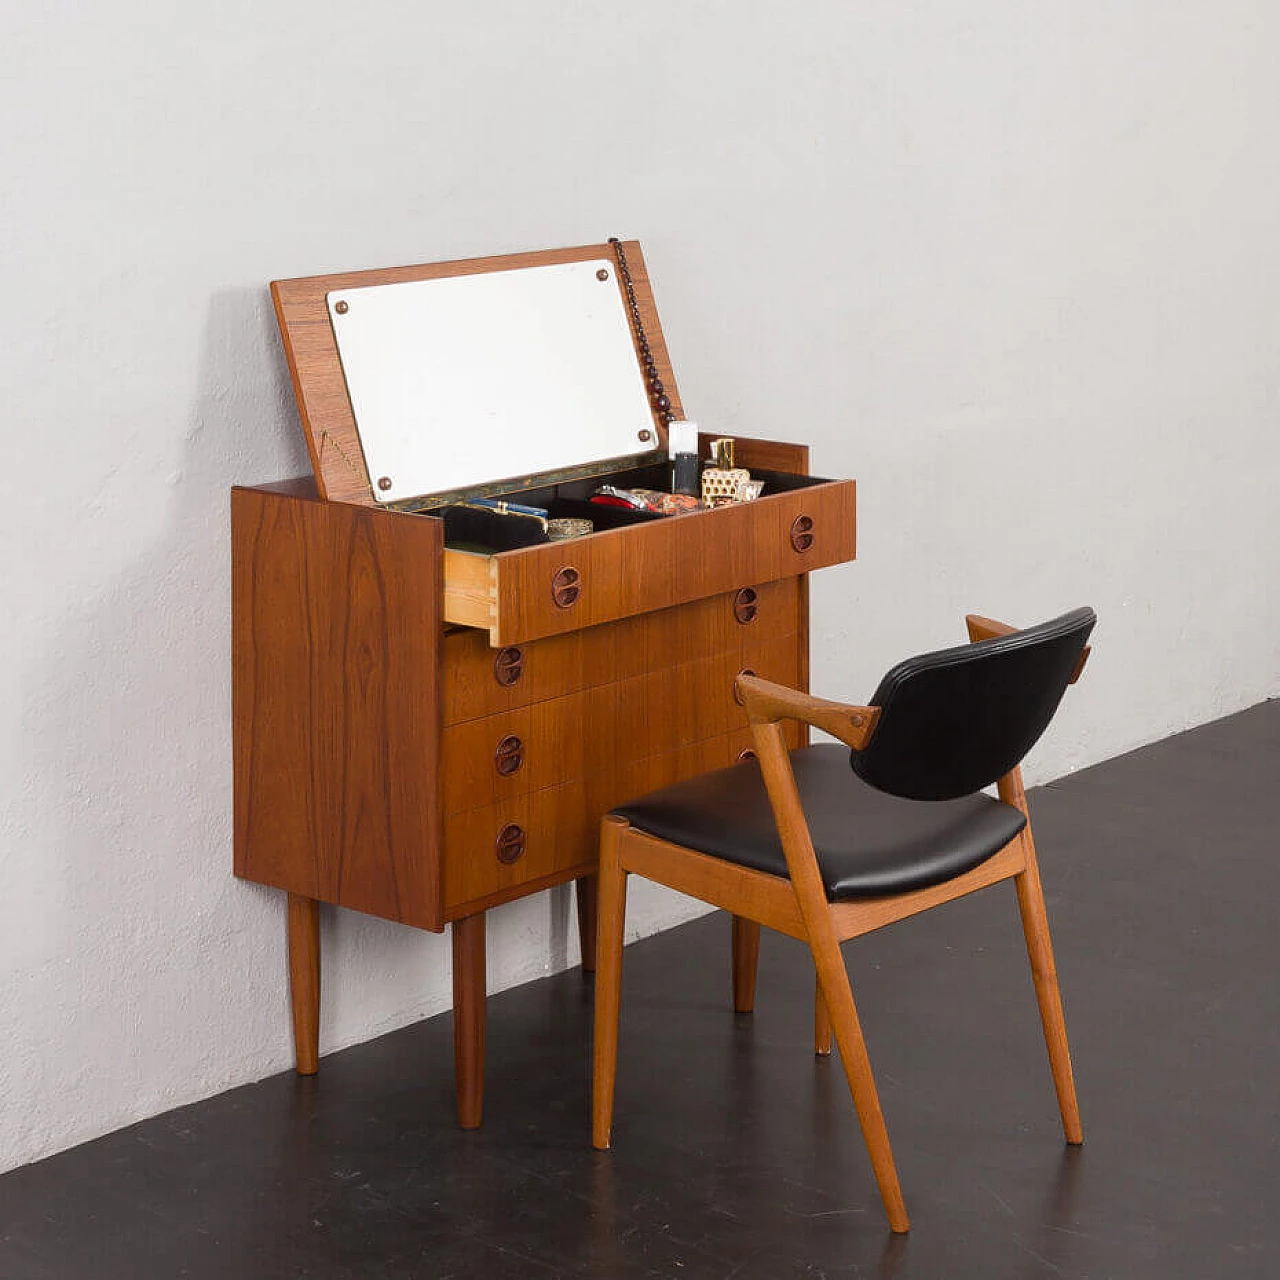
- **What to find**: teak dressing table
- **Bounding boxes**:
[231,240,857,1127]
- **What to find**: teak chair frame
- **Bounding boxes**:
[592,615,1087,1235]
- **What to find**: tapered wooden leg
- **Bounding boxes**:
[576,875,599,974]
[750,720,908,1231]
[731,916,761,1013]
[287,894,320,1076]
[809,927,909,1232]
[1014,832,1084,1145]
[452,912,486,1131]
[814,973,833,1056]
[592,818,629,1150]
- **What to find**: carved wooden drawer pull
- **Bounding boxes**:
[790,514,816,554]
[493,646,524,687]
[733,587,759,625]
[494,735,525,776]
[552,566,581,609]
[733,668,757,707]
[495,823,526,864]
[736,748,758,763]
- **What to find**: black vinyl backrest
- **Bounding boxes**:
[851,608,1097,802]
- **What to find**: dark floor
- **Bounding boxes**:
[3,703,1278,1279]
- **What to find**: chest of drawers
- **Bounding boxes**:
[231,240,857,1126]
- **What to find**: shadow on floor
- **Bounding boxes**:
[2,701,1277,1279]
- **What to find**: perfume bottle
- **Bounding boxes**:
[700,437,751,506]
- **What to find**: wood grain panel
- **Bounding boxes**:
[232,486,445,931]
[440,584,799,726]
[738,635,805,764]
[439,693,590,816]
[271,240,681,507]
[440,626,584,725]
[440,550,494,631]
[750,577,805,643]
[439,632,806,919]
[440,613,804,915]
[700,433,809,476]
[443,783,595,909]
[440,595,801,823]
[440,705,535,816]
[444,725,767,918]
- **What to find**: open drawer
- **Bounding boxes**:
[440,462,856,646]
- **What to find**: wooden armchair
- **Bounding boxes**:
[591,608,1096,1233]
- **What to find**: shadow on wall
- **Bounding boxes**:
[5,288,391,1163]
[7,283,599,1170]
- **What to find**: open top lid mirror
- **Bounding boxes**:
[271,241,678,510]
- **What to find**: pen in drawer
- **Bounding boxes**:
[466,497,549,521]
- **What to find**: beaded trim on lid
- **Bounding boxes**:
[609,238,673,429]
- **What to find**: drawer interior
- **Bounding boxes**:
[439,469,855,644]
[439,462,837,555]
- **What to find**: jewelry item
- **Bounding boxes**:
[547,517,594,540]
[609,237,672,430]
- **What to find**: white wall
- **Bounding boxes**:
[2,2,1277,1173]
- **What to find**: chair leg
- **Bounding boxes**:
[814,973,832,1056]
[592,817,629,1150]
[1014,831,1084,1145]
[747,717,907,1231]
[731,916,761,1013]
[808,926,910,1232]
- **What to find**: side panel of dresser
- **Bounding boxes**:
[232,483,447,932]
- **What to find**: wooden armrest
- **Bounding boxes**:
[965,614,1018,643]
[735,674,879,751]
[966,613,1091,683]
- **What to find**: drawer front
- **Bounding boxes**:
[443,782,595,911]
[440,626,583,725]
[439,581,806,914]
[480,478,854,646]
[589,634,801,763]
[599,732,750,820]
[440,579,801,726]
[596,718,806,820]
[443,726,794,916]
[440,693,588,816]
[440,614,803,816]
[740,622,804,694]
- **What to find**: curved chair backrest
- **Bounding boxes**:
[852,608,1096,801]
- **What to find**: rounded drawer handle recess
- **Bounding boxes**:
[734,668,757,707]
[733,587,759,625]
[495,823,526,865]
[494,735,525,777]
[736,748,758,763]
[551,566,581,609]
[493,647,525,687]
[790,514,816,554]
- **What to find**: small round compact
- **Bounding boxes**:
[547,517,593,541]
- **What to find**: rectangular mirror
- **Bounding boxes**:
[327,259,660,506]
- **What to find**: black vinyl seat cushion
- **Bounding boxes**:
[611,744,1027,902]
